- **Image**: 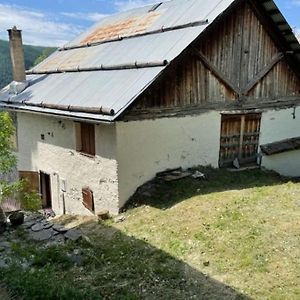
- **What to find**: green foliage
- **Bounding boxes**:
[0,112,16,174]
[33,48,55,66]
[0,112,40,210]
[32,246,72,269]
[21,190,42,211]
[0,39,55,88]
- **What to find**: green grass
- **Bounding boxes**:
[1,167,300,299]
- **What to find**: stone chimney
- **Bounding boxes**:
[7,26,26,82]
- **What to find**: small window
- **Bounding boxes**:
[75,122,95,156]
[82,187,94,212]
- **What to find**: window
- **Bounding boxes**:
[82,187,94,213]
[76,122,95,156]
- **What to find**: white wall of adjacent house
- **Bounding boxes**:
[116,112,221,208]
[260,107,300,177]
[17,112,119,215]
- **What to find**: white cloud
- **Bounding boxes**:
[114,0,158,11]
[0,4,83,47]
[61,12,107,22]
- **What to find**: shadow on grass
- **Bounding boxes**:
[0,217,252,299]
[78,220,251,300]
[125,167,294,210]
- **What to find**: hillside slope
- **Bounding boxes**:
[0,40,55,88]
[0,168,299,299]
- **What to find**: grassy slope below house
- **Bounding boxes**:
[0,40,55,88]
[1,168,300,299]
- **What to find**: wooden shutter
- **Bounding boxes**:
[80,123,95,156]
[82,187,94,212]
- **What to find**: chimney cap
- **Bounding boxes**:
[7,26,22,32]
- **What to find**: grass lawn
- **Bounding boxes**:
[1,167,300,299]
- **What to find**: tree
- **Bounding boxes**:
[0,111,16,175]
[0,112,41,219]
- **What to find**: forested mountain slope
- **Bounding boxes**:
[0,40,55,88]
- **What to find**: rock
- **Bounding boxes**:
[203,261,210,267]
[192,171,206,180]
[0,208,7,233]
[0,241,11,252]
[42,222,53,230]
[31,223,44,232]
[9,212,24,226]
[22,221,36,229]
[233,158,240,169]
[21,261,31,270]
[64,229,82,241]
[0,260,9,269]
[114,215,126,223]
[30,229,53,241]
[46,234,65,246]
[52,224,68,233]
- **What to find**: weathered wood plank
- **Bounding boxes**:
[192,47,241,97]
[242,52,284,95]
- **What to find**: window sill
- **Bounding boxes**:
[79,151,95,159]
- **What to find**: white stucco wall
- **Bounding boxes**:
[116,112,221,207]
[17,113,119,215]
[260,107,300,177]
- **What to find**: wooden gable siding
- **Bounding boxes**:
[127,1,300,115]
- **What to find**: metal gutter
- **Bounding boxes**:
[1,103,114,124]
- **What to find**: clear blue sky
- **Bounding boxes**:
[0,0,299,46]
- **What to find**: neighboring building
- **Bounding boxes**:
[0,0,300,215]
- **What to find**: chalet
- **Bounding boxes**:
[0,0,300,215]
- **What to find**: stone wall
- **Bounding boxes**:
[17,113,119,215]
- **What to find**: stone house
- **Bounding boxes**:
[0,0,300,215]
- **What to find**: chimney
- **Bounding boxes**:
[7,26,26,82]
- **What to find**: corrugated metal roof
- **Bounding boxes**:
[0,67,164,121]
[31,27,203,72]
[1,0,300,122]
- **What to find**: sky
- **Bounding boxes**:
[0,0,299,47]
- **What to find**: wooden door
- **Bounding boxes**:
[219,114,261,167]
[40,172,52,208]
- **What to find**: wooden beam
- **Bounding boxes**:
[239,115,245,160]
[192,47,240,97]
[242,52,284,95]
[247,0,300,79]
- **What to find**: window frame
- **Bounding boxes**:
[76,122,96,157]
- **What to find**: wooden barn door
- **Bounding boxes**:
[219,114,261,168]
